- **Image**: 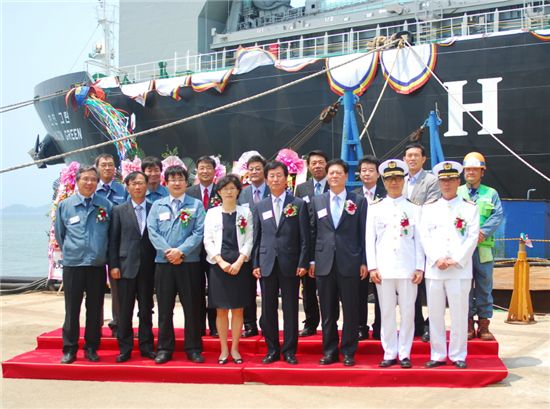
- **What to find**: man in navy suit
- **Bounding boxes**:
[238,154,270,337]
[109,171,157,363]
[309,159,368,366]
[252,161,310,365]
[294,150,329,337]
[352,155,387,340]
[94,153,128,338]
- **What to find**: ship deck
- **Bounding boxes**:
[1,292,549,408]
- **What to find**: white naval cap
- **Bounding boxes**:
[432,161,463,179]
[378,159,409,178]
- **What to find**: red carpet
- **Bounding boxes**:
[3,328,508,387]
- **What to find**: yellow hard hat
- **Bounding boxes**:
[463,152,486,169]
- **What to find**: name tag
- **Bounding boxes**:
[262,210,274,220]
[317,208,328,219]
[302,195,310,203]
[241,203,250,208]
[113,195,124,202]
[69,216,80,225]
[159,212,170,221]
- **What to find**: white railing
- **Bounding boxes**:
[113,3,549,83]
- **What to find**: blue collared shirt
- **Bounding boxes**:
[96,180,128,205]
[145,184,169,204]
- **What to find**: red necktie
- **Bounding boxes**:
[203,187,209,209]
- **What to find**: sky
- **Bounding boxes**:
[1,0,103,208]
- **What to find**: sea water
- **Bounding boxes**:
[0,213,50,277]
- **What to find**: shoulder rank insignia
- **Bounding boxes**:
[406,199,420,206]
[423,198,438,205]
[462,198,476,205]
[370,197,383,205]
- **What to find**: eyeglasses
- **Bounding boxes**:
[220,186,238,192]
[98,163,115,168]
[167,178,186,184]
[129,181,146,187]
[80,177,98,183]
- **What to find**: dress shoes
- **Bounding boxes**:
[187,352,205,363]
[299,327,317,337]
[319,355,339,365]
[262,353,280,364]
[60,351,76,364]
[357,327,369,340]
[84,348,100,362]
[400,358,412,368]
[116,352,131,363]
[141,351,157,360]
[425,360,446,368]
[242,326,259,338]
[154,352,172,364]
[421,325,430,343]
[209,329,219,338]
[372,330,381,340]
[453,360,467,369]
[343,355,355,367]
[108,321,118,338]
[379,359,398,368]
[284,354,298,365]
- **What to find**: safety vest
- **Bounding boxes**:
[457,184,496,248]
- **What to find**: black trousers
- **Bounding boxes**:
[62,266,106,353]
[358,280,381,333]
[261,260,300,356]
[155,262,203,354]
[109,276,120,328]
[243,276,259,330]
[301,274,320,329]
[316,264,360,357]
[116,268,155,355]
[199,255,217,333]
[414,279,429,332]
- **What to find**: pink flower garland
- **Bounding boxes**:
[121,157,142,180]
[276,148,305,175]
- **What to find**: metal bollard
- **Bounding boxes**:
[505,241,536,324]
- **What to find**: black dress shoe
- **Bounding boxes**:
[453,360,467,369]
[299,327,317,337]
[60,351,76,364]
[284,354,298,365]
[187,352,205,363]
[379,359,398,368]
[154,352,172,364]
[425,360,446,368]
[421,325,430,342]
[242,327,259,338]
[210,329,219,338]
[357,328,369,340]
[400,358,412,368]
[262,353,280,364]
[84,348,99,362]
[141,351,157,360]
[319,355,339,365]
[343,355,355,366]
[116,352,131,363]
[372,329,381,340]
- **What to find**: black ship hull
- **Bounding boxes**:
[33,32,550,199]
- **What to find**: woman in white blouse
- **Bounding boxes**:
[203,174,254,364]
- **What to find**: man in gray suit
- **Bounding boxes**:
[309,159,368,367]
[238,154,270,337]
[294,150,329,337]
[402,142,441,341]
[109,171,157,362]
[252,161,310,365]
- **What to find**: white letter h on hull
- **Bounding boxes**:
[444,77,503,137]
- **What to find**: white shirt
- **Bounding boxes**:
[362,185,377,203]
[419,196,480,280]
[366,195,424,279]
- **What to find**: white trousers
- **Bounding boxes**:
[376,279,417,360]
[426,278,470,362]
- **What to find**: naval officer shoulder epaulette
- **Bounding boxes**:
[406,198,420,206]
[423,198,438,205]
[462,198,476,205]
[370,197,383,205]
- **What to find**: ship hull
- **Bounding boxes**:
[33,32,550,199]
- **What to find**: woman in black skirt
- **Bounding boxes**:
[203,174,254,364]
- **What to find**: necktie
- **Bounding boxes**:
[366,190,374,203]
[135,205,144,234]
[331,196,342,226]
[253,189,260,204]
[172,199,181,214]
[202,187,209,210]
[469,188,477,198]
[103,184,111,198]
[274,197,281,226]
[84,197,92,208]
[314,182,322,196]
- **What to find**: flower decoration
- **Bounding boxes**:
[211,155,227,184]
[161,156,186,185]
[344,200,357,215]
[400,213,410,236]
[97,207,108,222]
[237,215,247,234]
[121,157,142,180]
[179,208,192,227]
[455,216,466,236]
[283,203,298,218]
[210,194,222,208]
[276,148,305,175]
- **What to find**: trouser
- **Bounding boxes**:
[372,282,381,336]
[359,279,381,333]
[301,274,320,330]
[261,260,300,356]
[155,262,203,354]
[109,274,120,329]
[199,256,217,333]
[243,276,259,330]
[116,268,155,355]
[469,248,494,319]
[316,265,360,357]
[426,278,470,362]
[414,279,429,332]
[376,279,417,360]
[62,266,106,353]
